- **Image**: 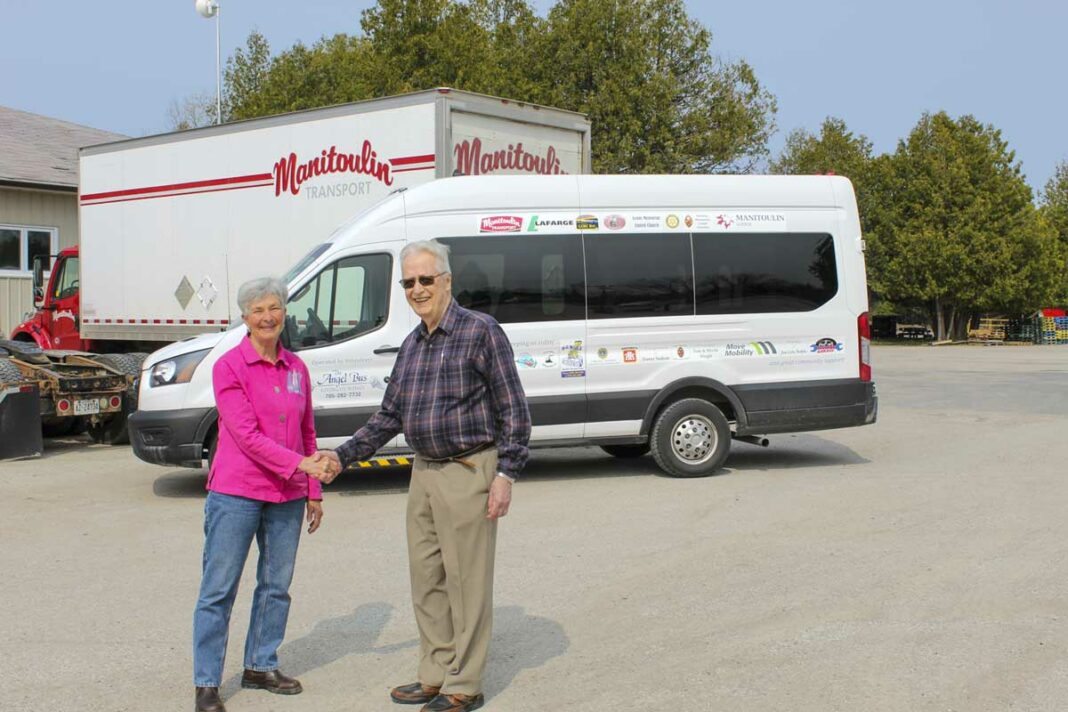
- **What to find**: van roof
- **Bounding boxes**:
[401,174,850,215]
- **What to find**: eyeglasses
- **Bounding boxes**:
[399,272,448,290]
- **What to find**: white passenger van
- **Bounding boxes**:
[130,175,877,477]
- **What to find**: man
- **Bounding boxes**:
[318,239,531,712]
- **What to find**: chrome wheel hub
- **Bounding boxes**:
[670,415,716,464]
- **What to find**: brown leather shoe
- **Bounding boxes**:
[240,669,303,695]
[422,692,485,712]
[195,686,226,712]
[391,681,442,704]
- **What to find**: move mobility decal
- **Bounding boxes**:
[480,215,524,232]
[750,341,777,355]
[810,337,844,354]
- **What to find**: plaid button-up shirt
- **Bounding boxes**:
[335,300,532,478]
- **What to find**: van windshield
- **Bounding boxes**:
[283,243,331,284]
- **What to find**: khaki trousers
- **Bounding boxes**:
[407,448,498,696]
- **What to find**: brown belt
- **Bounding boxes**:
[421,442,495,471]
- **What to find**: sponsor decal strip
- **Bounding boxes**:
[80,152,436,206]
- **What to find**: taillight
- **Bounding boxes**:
[109,396,121,408]
[57,398,70,412]
[858,312,872,382]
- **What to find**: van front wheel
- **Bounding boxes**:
[650,398,731,477]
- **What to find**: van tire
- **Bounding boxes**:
[650,398,731,477]
[600,444,650,459]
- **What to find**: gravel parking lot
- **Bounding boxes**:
[3,344,1067,712]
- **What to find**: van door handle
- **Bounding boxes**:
[373,345,400,355]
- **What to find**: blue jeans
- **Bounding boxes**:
[193,492,305,687]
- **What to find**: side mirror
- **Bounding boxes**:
[32,256,44,292]
[32,257,45,307]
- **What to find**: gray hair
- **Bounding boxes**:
[237,276,288,316]
[401,239,451,274]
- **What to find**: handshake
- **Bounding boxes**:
[300,450,343,484]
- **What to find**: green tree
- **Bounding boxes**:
[769,117,876,231]
[770,117,872,181]
[864,112,1062,339]
[1040,161,1068,244]
[532,0,775,173]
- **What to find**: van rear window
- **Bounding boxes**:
[693,233,837,314]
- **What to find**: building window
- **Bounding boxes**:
[0,225,57,276]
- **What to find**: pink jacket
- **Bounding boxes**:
[207,336,323,502]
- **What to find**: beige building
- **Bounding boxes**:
[0,106,124,338]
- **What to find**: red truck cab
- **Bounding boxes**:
[10,247,89,351]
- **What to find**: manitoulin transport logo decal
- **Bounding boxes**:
[480,215,523,233]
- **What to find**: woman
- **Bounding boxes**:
[192,276,337,712]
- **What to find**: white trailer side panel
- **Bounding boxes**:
[80,102,436,340]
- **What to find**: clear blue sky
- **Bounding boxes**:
[4,0,1065,193]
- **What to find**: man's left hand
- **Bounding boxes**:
[487,476,512,520]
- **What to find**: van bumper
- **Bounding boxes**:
[735,379,877,435]
[128,407,216,468]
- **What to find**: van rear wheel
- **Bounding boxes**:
[650,398,731,477]
[600,444,650,459]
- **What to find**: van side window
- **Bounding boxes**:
[285,253,391,349]
[693,233,838,314]
[585,233,694,319]
[439,235,585,323]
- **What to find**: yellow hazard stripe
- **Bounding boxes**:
[348,456,413,469]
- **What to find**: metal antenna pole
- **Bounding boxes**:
[215,3,222,124]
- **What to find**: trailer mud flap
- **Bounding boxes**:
[0,384,44,460]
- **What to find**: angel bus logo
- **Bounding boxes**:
[810,337,844,354]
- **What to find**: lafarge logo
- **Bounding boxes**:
[273,140,394,196]
[527,215,575,232]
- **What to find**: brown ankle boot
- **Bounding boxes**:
[195,686,226,712]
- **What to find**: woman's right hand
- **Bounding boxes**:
[299,452,341,482]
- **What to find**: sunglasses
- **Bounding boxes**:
[399,272,448,290]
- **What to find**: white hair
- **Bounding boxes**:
[401,239,451,274]
[237,276,288,316]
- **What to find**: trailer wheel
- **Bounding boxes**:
[649,398,731,478]
[87,408,130,445]
[92,352,148,376]
[0,357,23,385]
[600,444,650,459]
[86,353,148,445]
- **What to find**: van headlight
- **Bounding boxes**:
[150,349,210,387]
